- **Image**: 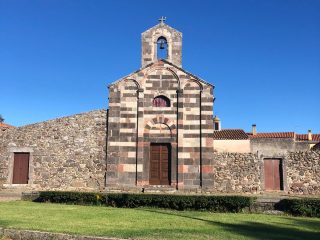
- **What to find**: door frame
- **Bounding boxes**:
[262,157,286,192]
[149,143,172,185]
[12,152,30,184]
[7,147,34,186]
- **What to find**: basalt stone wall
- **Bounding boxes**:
[0,109,107,191]
[286,150,320,195]
[211,153,261,193]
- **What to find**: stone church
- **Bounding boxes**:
[106,20,215,190]
[0,20,319,195]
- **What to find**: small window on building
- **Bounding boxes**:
[157,36,168,59]
[153,96,170,107]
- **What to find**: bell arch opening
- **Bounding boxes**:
[156,36,168,59]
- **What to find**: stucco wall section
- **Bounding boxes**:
[0,110,107,191]
[251,138,310,156]
[213,140,250,153]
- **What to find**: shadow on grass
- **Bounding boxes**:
[139,209,320,240]
[281,217,320,232]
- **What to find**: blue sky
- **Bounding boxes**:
[0,0,319,133]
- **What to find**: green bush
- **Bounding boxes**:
[106,193,254,212]
[35,191,106,206]
[275,198,320,217]
[34,191,255,213]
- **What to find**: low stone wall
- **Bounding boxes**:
[286,150,320,195]
[1,108,318,195]
[0,110,107,191]
[106,151,319,195]
[0,228,123,240]
[212,153,261,193]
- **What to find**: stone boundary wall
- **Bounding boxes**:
[286,150,320,195]
[0,228,124,240]
[211,152,261,193]
[106,151,319,195]
[0,109,107,191]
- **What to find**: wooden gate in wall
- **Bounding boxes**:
[149,143,171,185]
[12,153,30,184]
[264,159,283,191]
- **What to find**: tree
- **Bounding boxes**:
[0,114,4,123]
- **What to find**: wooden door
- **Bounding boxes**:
[12,153,30,184]
[150,143,170,185]
[264,159,282,191]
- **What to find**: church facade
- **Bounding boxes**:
[106,21,215,190]
[0,20,319,195]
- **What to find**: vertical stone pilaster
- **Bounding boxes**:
[137,88,145,186]
[177,89,184,189]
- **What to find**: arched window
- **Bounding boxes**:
[152,95,170,107]
[157,36,168,59]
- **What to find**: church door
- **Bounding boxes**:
[12,153,30,184]
[264,159,283,191]
[149,143,171,185]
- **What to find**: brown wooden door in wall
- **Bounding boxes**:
[150,144,170,185]
[12,153,30,184]
[264,159,282,191]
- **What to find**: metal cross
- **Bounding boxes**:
[158,16,166,24]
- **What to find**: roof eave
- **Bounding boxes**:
[107,59,215,88]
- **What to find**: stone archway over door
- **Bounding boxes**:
[149,143,171,185]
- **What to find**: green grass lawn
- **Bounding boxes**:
[0,201,319,240]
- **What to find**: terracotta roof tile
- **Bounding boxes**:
[0,123,15,130]
[249,132,295,139]
[213,129,249,140]
[296,134,320,141]
[214,129,320,141]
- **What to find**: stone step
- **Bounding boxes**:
[257,194,287,203]
[142,186,177,193]
[0,192,22,196]
[0,188,24,194]
[0,191,22,201]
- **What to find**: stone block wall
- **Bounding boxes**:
[211,153,261,193]
[0,110,107,191]
[286,150,320,195]
[209,151,319,195]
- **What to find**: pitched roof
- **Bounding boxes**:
[0,123,15,130]
[108,59,214,88]
[213,129,320,142]
[249,132,295,139]
[213,129,249,140]
[296,134,320,141]
[142,23,182,36]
